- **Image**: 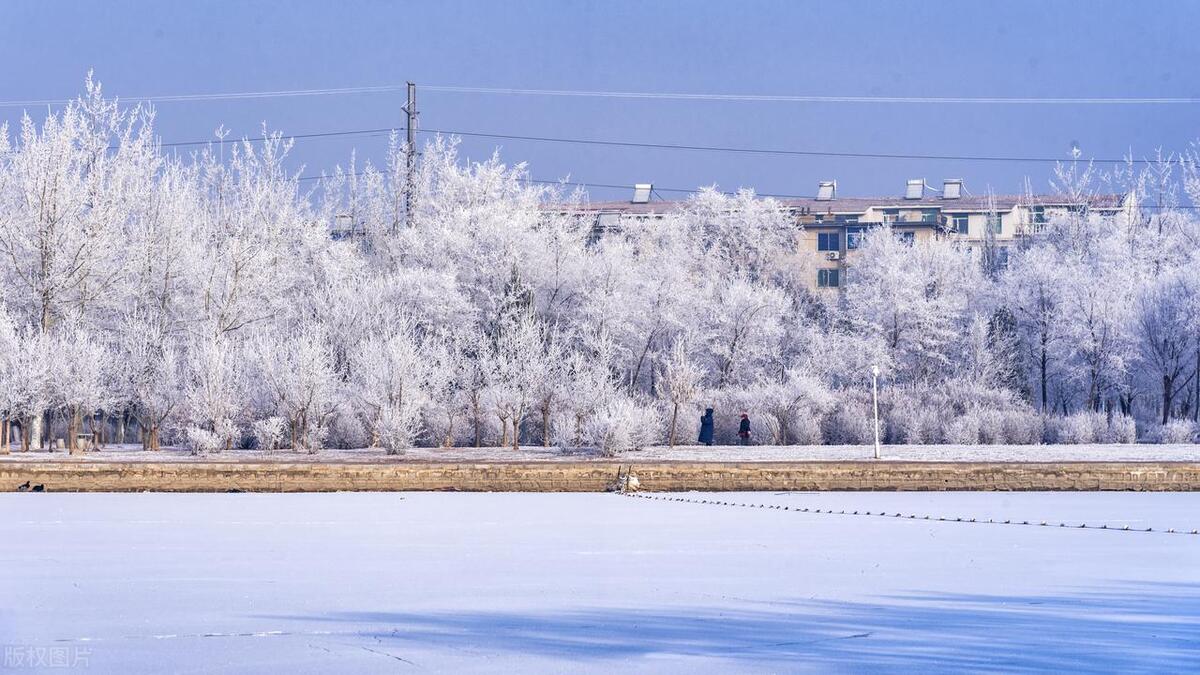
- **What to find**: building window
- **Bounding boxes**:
[817,268,840,288]
[881,208,900,224]
[920,209,939,224]
[987,214,1002,234]
[817,232,840,251]
[951,213,969,234]
[896,231,915,245]
[1030,205,1047,224]
[846,225,867,249]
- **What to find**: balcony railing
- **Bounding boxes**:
[884,213,945,227]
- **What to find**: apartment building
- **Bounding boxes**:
[795,179,1130,290]
[556,179,1131,291]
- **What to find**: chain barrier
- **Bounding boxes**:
[616,487,1199,537]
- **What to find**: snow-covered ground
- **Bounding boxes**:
[3,442,1200,463]
[2,492,1198,673]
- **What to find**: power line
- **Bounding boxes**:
[0,85,410,109]
[145,122,1163,165]
[295,169,773,197]
[7,83,1200,109]
[155,127,394,149]
[424,85,1200,105]
[418,127,1156,165]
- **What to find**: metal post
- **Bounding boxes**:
[871,365,881,460]
[402,81,418,228]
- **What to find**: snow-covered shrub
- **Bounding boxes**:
[185,425,222,455]
[972,409,1002,445]
[757,414,783,446]
[1000,410,1044,445]
[1053,412,1099,444]
[375,404,423,455]
[709,372,834,445]
[790,414,824,445]
[890,406,943,445]
[1155,420,1199,444]
[822,395,874,445]
[1107,414,1137,444]
[769,373,835,444]
[1048,412,1136,444]
[944,412,981,445]
[584,396,661,456]
[1041,408,1132,444]
[324,412,369,450]
[251,416,286,453]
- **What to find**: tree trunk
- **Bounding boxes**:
[1194,345,1200,424]
[668,402,679,448]
[499,416,508,448]
[92,412,103,449]
[1163,375,1174,425]
[0,418,8,455]
[471,393,482,448]
[1039,338,1049,412]
[117,411,127,445]
[541,400,551,448]
[30,415,43,450]
[68,407,84,455]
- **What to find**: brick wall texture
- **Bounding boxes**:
[3,461,1200,492]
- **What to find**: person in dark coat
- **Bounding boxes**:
[738,413,751,445]
[698,408,715,446]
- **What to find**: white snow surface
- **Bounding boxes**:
[3,442,1200,463]
[2,492,1199,673]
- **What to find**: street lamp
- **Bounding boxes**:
[870,365,881,460]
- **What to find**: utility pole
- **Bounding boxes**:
[401,81,418,227]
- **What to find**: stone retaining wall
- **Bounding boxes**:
[3,461,1200,492]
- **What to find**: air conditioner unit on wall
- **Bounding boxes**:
[825,251,841,261]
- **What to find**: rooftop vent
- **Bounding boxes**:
[816,180,836,201]
[905,179,924,200]
[942,179,963,200]
[631,183,653,204]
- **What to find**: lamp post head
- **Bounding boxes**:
[871,365,880,378]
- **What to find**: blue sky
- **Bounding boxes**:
[3,0,1199,200]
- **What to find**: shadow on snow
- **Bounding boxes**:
[260,581,1200,671]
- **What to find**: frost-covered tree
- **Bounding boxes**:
[485,305,548,450]
[1136,271,1198,424]
[845,226,978,385]
[0,77,144,332]
[0,306,18,453]
[348,323,427,454]
[659,338,704,447]
[49,324,110,453]
[1002,246,1069,412]
[251,326,340,453]
[182,336,244,454]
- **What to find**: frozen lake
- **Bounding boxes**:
[2,492,1199,673]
